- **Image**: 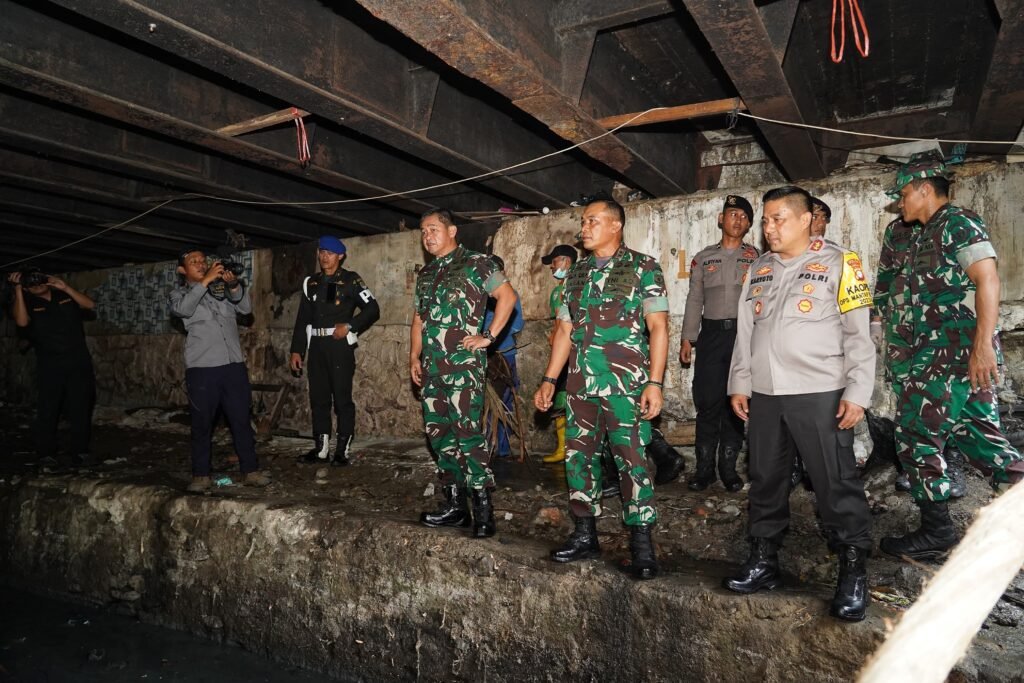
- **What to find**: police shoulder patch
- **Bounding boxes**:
[837,250,873,313]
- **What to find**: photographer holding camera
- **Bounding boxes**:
[7,267,96,466]
[170,248,271,492]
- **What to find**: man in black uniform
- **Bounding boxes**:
[7,268,96,465]
[289,236,380,466]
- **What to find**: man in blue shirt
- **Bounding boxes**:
[170,248,271,493]
[484,255,524,457]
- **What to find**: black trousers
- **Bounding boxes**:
[307,337,356,437]
[35,351,95,458]
[748,390,871,549]
[185,362,257,476]
[693,321,744,451]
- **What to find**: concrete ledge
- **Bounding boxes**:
[0,475,1014,682]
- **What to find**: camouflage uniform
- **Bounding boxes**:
[558,245,669,525]
[415,245,508,490]
[875,205,1024,502]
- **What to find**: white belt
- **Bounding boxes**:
[310,327,337,337]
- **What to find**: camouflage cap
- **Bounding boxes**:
[886,150,952,198]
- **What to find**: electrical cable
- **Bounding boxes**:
[5,105,1024,270]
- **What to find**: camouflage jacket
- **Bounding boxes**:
[549,280,565,320]
[415,245,507,378]
[681,241,759,340]
[873,204,999,378]
[557,244,669,396]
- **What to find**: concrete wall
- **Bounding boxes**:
[2,160,1022,439]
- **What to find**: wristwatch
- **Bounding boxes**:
[481,330,496,343]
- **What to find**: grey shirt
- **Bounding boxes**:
[169,282,252,369]
[727,237,875,408]
[681,242,759,341]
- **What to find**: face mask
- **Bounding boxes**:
[553,268,568,280]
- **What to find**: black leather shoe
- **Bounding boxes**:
[830,545,869,622]
[551,516,600,563]
[723,538,782,593]
[471,489,496,538]
[420,484,471,528]
[331,434,353,467]
[894,470,911,492]
[718,445,744,492]
[302,434,330,463]
[788,451,805,491]
[629,524,658,580]
[880,500,959,561]
[688,445,717,491]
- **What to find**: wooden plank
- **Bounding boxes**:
[597,98,745,130]
[217,108,310,137]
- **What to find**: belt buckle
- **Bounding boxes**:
[722,319,735,330]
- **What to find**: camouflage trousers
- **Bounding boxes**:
[894,375,1024,502]
[565,393,657,525]
[421,369,495,491]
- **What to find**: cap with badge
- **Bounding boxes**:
[318,236,347,255]
[810,197,832,221]
[886,150,953,199]
[723,194,753,224]
[541,244,578,264]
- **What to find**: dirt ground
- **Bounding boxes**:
[1,403,1023,651]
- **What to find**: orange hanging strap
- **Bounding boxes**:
[293,107,311,167]
[831,0,870,63]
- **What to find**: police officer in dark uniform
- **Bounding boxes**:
[289,236,380,465]
[7,268,96,465]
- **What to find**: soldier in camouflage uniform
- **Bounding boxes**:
[534,199,669,580]
[411,209,519,538]
[873,151,1024,561]
[540,244,578,463]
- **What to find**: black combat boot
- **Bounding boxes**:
[629,524,658,580]
[471,489,496,538]
[550,515,600,563]
[420,483,471,528]
[894,470,912,492]
[688,445,717,491]
[945,445,968,499]
[830,545,869,622]
[718,444,744,493]
[880,499,959,561]
[302,434,330,463]
[722,538,782,594]
[649,428,685,486]
[789,451,805,491]
[332,434,353,467]
[600,444,619,499]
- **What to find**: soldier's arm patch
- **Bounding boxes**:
[955,241,997,271]
[643,296,669,315]
[837,251,873,314]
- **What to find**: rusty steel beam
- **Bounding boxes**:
[969,0,1024,155]
[0,210,186,255]
[0,154,308,247]
[352,0,686,197]
[43,0,583,210]
[551,0,675,32]
[682,0,825,181]
[0,242,108,270]
[0,59,434,219]
[0,94,391,237]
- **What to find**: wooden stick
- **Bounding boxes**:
[597,97,745,130]
[858,483,1024,682]
[217,108,310,137]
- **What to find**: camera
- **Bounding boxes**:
[21,270,49,288]
[217,259,246,277]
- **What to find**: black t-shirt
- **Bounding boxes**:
[24,290,89,357]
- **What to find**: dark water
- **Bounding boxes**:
[0,587,339,682]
